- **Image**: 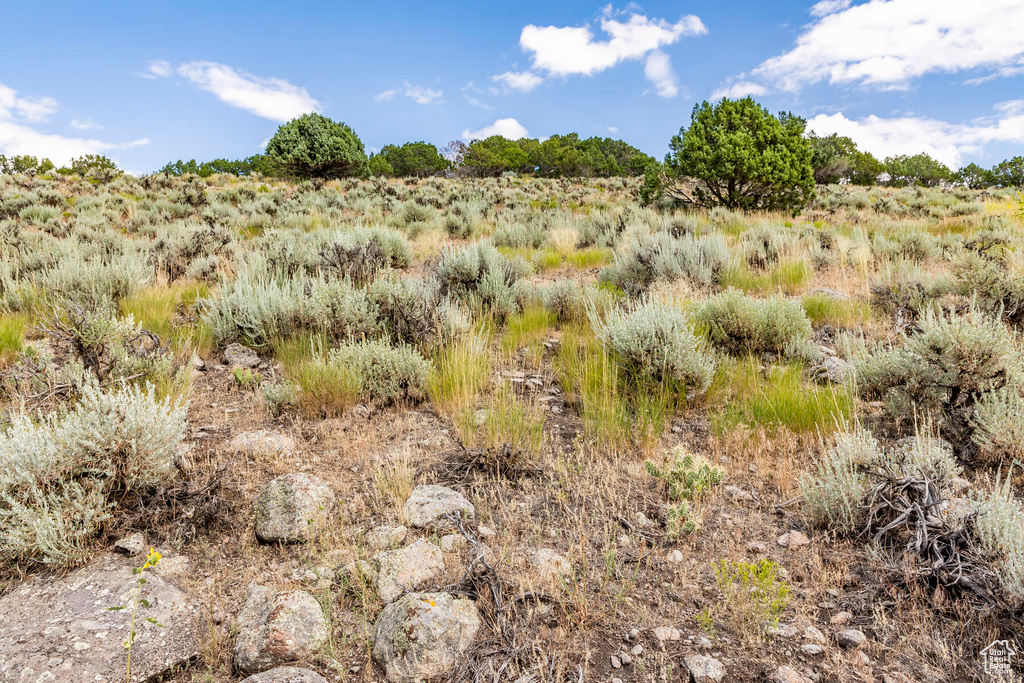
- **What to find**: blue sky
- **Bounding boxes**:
[1,0,1022,173]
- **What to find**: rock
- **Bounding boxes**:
[366,525,408,550]
[810,288,850,301]
[375,539,445,603]
[231,430,298,455]
[940,497,980,521]
[611,655,622,668]
[746,541,768,553]
[695,637,713,650]
[948,477,971,495]
[768,666,812,683]
[477,525,496,538]
[631,644,644,656]
[830,611,853,625]
[114,531,147,556]
[653,626,682,642]
[152,554,192,579]
[0,554,197,682]
[777,530,811,548]
[804,626,827,644]
[816,356,854,384]
[684,654,725,682]
[531,549,573,586]
[666,549,685,564]
[837,628,867,650]
[852,650,871,666]
[240,668,330,683]
[373,592,480,683]
[341,560,378,585]
[255,473,335,544]
[769,623,798,638]
[440,534,466,552]
[724,485,753,501]
[234,586,328,673]
[802,643,824,656]
[225,342,261,368]
[619,651,632,665]
[404,485,475,529]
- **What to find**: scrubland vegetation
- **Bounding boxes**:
[2,102,1024,682]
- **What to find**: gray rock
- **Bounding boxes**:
[777,530,811,548]
[114,531,147,556]
[768,666,812,683]
[684,653,725,682]
[816,356,854,384]
[255,473,335,544]
[440,534,466,552]
[724,485,753,501]
[804,626,826,644]
[231,430,297,455]
[837,628,867,650]
[810,288,850,301]
[404,485,475,529]
[234,586,329,673]
[373,592,481,683]
[366,524,408,550]
[0,554,197,682]
[653,626,682,641]
[531,549,573,586]
[375,539,445,603]
[830,611,853,625]
[240,668,330,683]
[225,342,261,368]
[802,643,824,656]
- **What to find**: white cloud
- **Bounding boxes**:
[462,117,530,141]
[492,71,543,93]
[375,83,443,105]
[0,81,147,166]
[69,118,103,131]
[606,126,619,133]
[138,60,173,79]
[806,101,1024,167]
[171,61,320,121]
[520,9,706,77]
[809,0,851,17]
[644,51,678,98]
[710,80,767,100]
[751,0,1024,91]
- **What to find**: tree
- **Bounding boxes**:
[846,150,884,186]
[368,141,449,177]
[665,97,815,212]
[954,163,995,189]
[0,155,55,176]
[264,113,367,179]
[56,154,121,182]
[883,154,950,187]
[462,136,530,177]
[440,140,469,171]
[806,132,859,184]
[991,156,1024,188]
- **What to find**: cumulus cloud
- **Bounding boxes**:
[0,81,148,165]
[375,83,443,105]
[751,0,1024,91]
[507,7,704,95]
[492,71,544,93]
[462,117,530,141]
[137,60,173,79]
[643,51,678,98]
[69,118,103,131]
[710,80,767,100]
[806,101,1024,167]
[170,61,321,121]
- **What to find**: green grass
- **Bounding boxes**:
[708,356,851,434]
[119,280,213,354]
[721,258,811,295]
[428,328,492,422]
[801,294,871,328]
[463,388,546,470]
[501,304,556,361]
[272,334,358,417]
[496,247,563,272]
[565,247,613,270]
[0,311,30,368]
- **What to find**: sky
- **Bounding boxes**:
[1,0,1023,174]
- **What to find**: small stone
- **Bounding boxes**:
[695,637,713,650]
[224,342,260,368]
[852,651,871,666]
[531,549,573,586]
[666,549,684,564]
[684,654,725,682]
[653,626,682,642]
[767,666,812,683]
[830,611,853,625]
[619,652,633,665]
[631,644,644,656]
[477,525,496,538]
[777,530,811,548]
[375,539,445,604]
[230,430,297,455]
[440,534,467,552]
[366,525,408,550]
[746,541,768,553]
[113,532,146,556]
[627,628,641,641]
[837,628,867,650]
[239,668,330,683]
[234,587,328,673]
[804,626,826,644]
[802,644,824,656]
[724,485,753,501]
[610,655,622,669]
[404,485,475,529]
[254,473,335,544]
[769,623,798,638]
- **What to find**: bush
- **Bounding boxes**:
[368,276,470,352]
[599,231,728,296]
[435,242,531,321]
[971,387,1024,464]
[265,113,368,179]
[645,448,723,502]
[592,298,716,398]
[541,279,586,324]
[714,559,791,640]
[328,340,431,404]
[695,289,816,360]
[974,476,1024,600]
[0,380,187,567]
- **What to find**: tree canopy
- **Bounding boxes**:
[264,113,368,179]
[883,154,951,188]
[159,155,269,178]
[665,97,815,212]
[368,141,450,177]
[458,133,654,178]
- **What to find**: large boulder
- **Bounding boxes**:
[234,586,329,674]
[240,668,330,683]
[255,473,335,544]
[0,554,198,682]
[684,654,725,682]
[404,485,475,529]
[375,539,445,603]
[373,592,480,683]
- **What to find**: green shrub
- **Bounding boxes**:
[599,232,728,296]
[541,279,586,324]
[0,380,187,567]
[328,340,431,404]
[435,242,531,321]
[695,289,816,361]
[592,298,716,398]
[974,475,1024,600]
[971,387,1024,464]
[368,276,470,352]
[645,448,723,501]
[714,559,791,639]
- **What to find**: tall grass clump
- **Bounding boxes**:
[0,311,29,368]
